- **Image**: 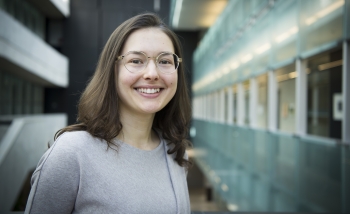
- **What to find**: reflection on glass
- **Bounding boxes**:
[257,74,268,128]
[271,0,297,64]
[276,64,296,133]
[307,49,342,139]
[300,0,343,53]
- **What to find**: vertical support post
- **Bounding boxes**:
[342,2,350,212]
[343,41,350,143]
[202,95,205,120]
[201,96,204,120]
[220,89,225,123]
[268,71,277,131]
[227,86,233,125]
[210,93,213,121]
[295,58,307,136]
[205,94,209,121]
[197,96,199,119]
[210,93,214,122]
[195,96,198,119]
[208,93,212,121]
[211,93,214,122]
[237,83,244,126]
[249,77,258,128]
[197,95,204,120]
[192,96,196,119]
[215,91,218,123]
[215,91,220,123]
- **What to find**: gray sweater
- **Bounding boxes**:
[25,131,190,214]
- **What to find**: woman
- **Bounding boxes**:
[25,13,192,214]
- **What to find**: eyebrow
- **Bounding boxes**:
[127,50,175,56]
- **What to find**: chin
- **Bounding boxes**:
[140,105,166,114]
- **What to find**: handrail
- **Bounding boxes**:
[0,119,24,166]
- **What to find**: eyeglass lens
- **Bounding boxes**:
[123,52,179,73]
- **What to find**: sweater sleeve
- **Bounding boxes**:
[25,135,80,214]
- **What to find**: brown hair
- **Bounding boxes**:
[55,13,192,168]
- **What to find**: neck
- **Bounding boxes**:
[117,107,159,150]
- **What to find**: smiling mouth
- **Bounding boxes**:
[136,88,162,94]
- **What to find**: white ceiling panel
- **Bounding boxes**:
[174,0,228,30]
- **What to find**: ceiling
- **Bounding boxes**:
[172,0,228,30]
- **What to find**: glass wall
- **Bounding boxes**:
[190,0,349,212]
[192,120,349,213]
[272,0,297,65]
[0,70,43,115]
[299,0,344,54]
[192,0,345,95]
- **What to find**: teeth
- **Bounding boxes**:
[137,88,160,94]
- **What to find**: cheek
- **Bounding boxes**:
[116,75,133,98]
[117,70,138,88]
[168,75,178,93]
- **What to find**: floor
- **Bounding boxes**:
[187,155,223,212]
[189,188,221,212]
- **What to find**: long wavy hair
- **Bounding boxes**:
[55,13,192,168]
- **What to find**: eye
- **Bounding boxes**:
[159,59,173,65]
[128,59,144,64]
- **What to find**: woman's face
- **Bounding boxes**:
[116,28,178,116]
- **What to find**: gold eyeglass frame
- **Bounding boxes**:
[116,51,182,74]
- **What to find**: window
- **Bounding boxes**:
[276,64,296,133]
[307,49,342,139]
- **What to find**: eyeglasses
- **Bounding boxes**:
[117,51,182,74]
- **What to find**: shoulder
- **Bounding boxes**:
[36,131,100,170]
[55,130,96,144]
[44,131,95,160]
[52,130,104,150]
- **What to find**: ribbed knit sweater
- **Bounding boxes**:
[25,131,190,214]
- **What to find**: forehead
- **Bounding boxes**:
[122,28,175,54]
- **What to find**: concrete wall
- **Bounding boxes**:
[0,9,68,87]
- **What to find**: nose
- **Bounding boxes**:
[143,58,159,80]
